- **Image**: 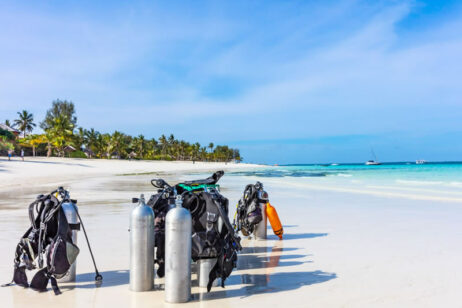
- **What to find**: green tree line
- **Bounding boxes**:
[2,99,242,162]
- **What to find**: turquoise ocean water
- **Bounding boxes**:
[227,162,462,189]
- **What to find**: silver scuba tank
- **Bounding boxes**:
[165,195,192,303]
[255,190,269,240]
[59,201,79,282]
[197,258,219,288]
[129,194,155,292]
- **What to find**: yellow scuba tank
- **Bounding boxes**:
[266,203,283,239]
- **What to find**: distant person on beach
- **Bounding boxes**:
[8,149,13,161]
[21,149,24,161]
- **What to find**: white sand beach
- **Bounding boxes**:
[1,158,461,307]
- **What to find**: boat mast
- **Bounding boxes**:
[370,147,378,162]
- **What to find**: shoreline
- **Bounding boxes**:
[0,156,264,192]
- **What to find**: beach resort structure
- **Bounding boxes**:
[0,124,20,137]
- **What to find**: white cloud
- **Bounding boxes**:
[1,0,461,144]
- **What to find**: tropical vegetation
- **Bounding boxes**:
[0,125,16,152]
[2,99,242,162]
[14,110,36,138]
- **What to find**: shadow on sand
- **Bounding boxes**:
[194,233,336,301]
[195,270,336,301]
[267,232,328,241]
[240,246,298,254]
[59,270,129,291]
[237,255,311,270]
[267,224,299,229]
[61,232,334,299]
[237,240,310,271]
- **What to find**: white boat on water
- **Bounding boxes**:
[365,148,381,165]
[416,160,426,164]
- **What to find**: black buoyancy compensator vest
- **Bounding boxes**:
[233,181,268,236]
[4,191,79,295]
[3,187,102,295]
[147,171,241,291]
[146,190,172,278]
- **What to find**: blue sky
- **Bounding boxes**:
[1,0,462,164]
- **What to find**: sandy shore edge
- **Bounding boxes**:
[0,157,264,192]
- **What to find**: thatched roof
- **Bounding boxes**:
[63,145,76,152]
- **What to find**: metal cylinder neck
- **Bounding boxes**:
[175,195,182,208]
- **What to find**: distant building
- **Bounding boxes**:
[0,124,20,137]
[129,151,137,159]
[63,145,76,157]
[63,145,76,153]
[84,148,95,158]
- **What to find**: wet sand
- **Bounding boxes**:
[1,158,461,307]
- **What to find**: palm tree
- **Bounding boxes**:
[179,140,187,160]
[4,120,11,127]
[74,127,87,150]
[172,139,179,159]
[185,144,192,160]
[85,128,99,153]
[192,142,200,161]
[199,147,207,161]
[109,131,125,158]
[159,135,168,155]
[167,134,175,157]
[208,142,214,153]
[14,110,36,138]
[147,138,159,159]
[132,134,146,158]
[95,133,110,158]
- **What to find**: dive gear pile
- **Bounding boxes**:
[233,181,283,239]
[4,173,284,299]
[233,181,267,236]
[146,171,242,291]
[3,187,102,294]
